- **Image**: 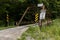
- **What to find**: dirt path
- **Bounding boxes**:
[0,26,29,40]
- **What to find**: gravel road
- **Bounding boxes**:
[0,26,29,40]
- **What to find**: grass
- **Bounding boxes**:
[0,26,15,30]
[18,19,60,40]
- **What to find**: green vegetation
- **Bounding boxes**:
[0,26,15,30]
[0,0,60,26]
[18,19,60,40]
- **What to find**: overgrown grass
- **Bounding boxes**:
[18,19,60,40]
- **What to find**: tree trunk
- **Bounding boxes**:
[17,7,30,26]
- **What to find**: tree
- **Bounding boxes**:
[39,0,60,19]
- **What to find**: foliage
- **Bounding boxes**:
[0,0,60,26]
[40,0,60,18]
